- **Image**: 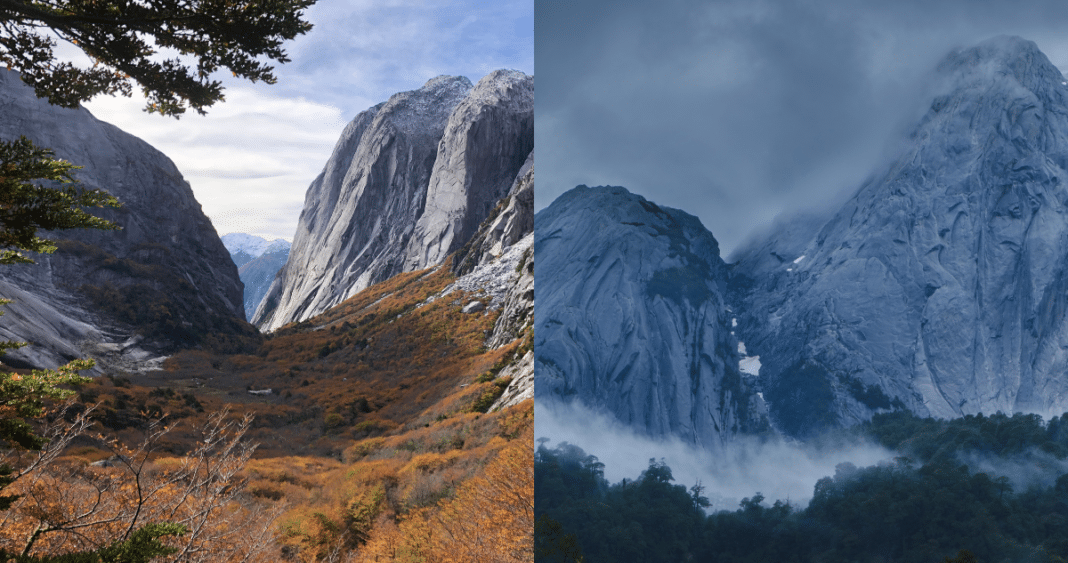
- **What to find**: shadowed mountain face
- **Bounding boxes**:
[731,36,1068,437]
[253,70,533,332]
[535,186,769,451]
[0,70,253,370]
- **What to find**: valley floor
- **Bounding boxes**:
[0,265,532,562]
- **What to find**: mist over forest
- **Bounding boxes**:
[536,409,1068,563]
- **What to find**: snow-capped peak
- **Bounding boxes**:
[221,233,291,259]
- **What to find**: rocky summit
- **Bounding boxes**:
[536,36,1068,445]
[405,70,534,271]
[0,70,251,371]
[535,186,768,450]
[253,71,533,332]
[731,36,1068,436]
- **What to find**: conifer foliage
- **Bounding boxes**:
[0,136,119,265]
[0,0,316,116]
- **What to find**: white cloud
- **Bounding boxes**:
[63,1,532,241]
[85,87,346,241]
[536,400,894,512]
[280,0,534,114]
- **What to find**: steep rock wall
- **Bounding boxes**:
[732,36,1068,436]
[254,71,533,332]
[535,186,768,450]
[0,70,251,369]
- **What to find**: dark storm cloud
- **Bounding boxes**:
[536,0,1068,256]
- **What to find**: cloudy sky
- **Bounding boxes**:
[536,0,1068,257]
[82,0,533,241]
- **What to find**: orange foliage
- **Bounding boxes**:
[0,262,534,561]
[361,427,534,562]
[0,407,281,561]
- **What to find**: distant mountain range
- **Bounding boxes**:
[221,234,291,320]
[222,233,291,268]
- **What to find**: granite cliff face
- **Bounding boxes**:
[535,186,768,450]
[0,70,251,370]
[452,150,534,279]
[453,153,535,409]
[731,36,1068,436]
[253,71,533,332]
[405,70,533,271]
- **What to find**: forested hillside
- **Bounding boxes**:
[535,412,1068,563]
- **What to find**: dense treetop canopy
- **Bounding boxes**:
[0,0,316,116]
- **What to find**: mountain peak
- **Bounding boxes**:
[535,184,766,448]
[936,35,1065,96]
[732,37,1068,435]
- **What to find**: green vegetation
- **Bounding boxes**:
[0,0,315,117]
[536,411,1068,563]
[0,137,119,265]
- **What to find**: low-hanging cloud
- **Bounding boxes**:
[956,449,1068,492]
[535,400,894,512]
[536,0,1068,257]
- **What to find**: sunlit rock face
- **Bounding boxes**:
[535,186,769,451]
[253,71,533,332]
[405,70,533,271]
[731,36,1068,437]
[0,70,248,370]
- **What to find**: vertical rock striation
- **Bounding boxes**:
[405,70,534,271]
[535,186,768,450]
[732,36,1068,436]
[254,71,533,332]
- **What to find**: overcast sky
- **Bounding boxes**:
[536,0,1068,258]
[82,0,533,242]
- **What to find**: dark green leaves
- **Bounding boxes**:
[0,136,119,264]
[0,0,316,116]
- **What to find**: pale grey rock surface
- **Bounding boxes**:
[404,70,533,271]
[535,186,769,450]
[485,236,533,349]
[491,350,533,411]
[435,233,532,313]
[253,76,472,331]
[731,36,1068,436]
[487,253,533,408]
[0,70,247,370]
[254,72,534,332]
[441,149,534,410]
[452,151,534,276]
